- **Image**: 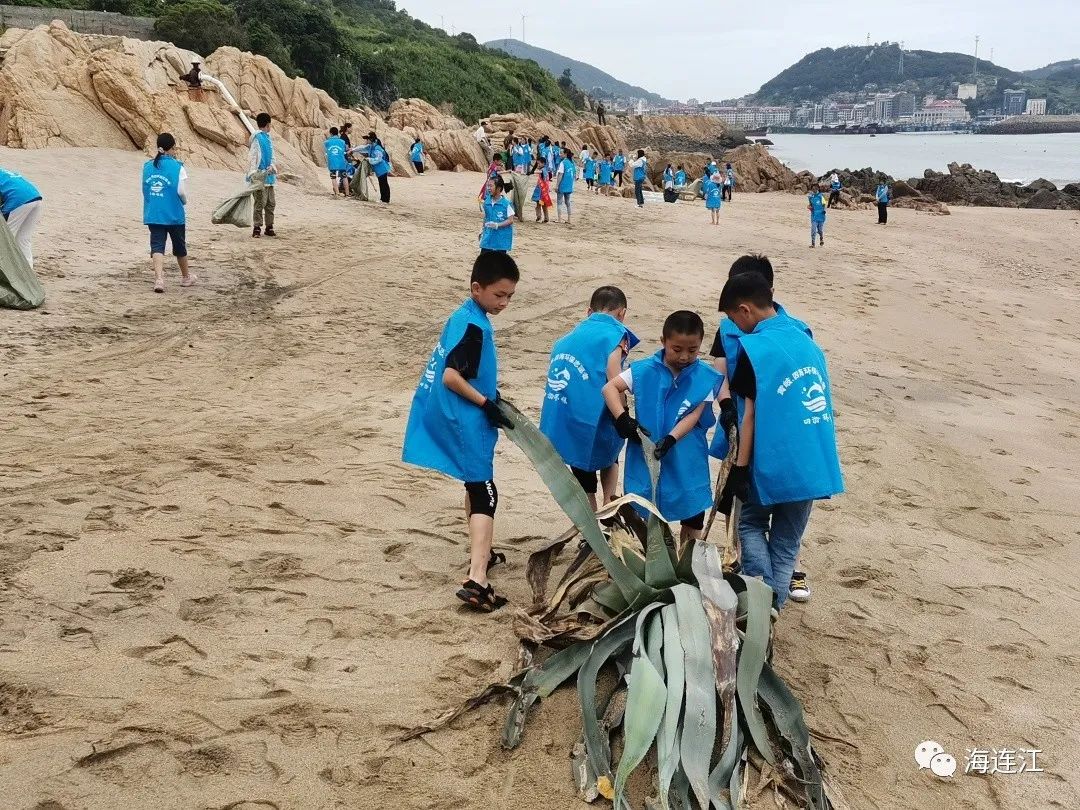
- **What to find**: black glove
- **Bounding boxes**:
[482,397,514,430]
[718,465,750,515]
[718,398,738,433]
[653,435,676,460]
[615,411,649,443]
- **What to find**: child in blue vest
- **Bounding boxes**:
[598,156,613,196]
[142,133,193,293]
[540,286,639,511]
[808,183,827,247]
[876,182,891,224]
[724,163,735,201]
[583,155,596,192]
[247,112,278,238]
[705,172,722,224]
[612,150,626,187]
[410,137,425,174]
[631,150,648,208]
[0,166,43,269]
[479,175,514,253]
[402,252,519,612]
[602,311,722,543]
[717,272,843,609]
[361,131,392,204]
[325,127,349,197]
[555,148,576,225]
[707,255,814,601]
[827,173,841,208]
[674,165,687,187]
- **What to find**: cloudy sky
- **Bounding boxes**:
[398,0,1078,100]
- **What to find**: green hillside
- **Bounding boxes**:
[1,0,576,120]
[484,38,669,104]
[1023,59,1080,80]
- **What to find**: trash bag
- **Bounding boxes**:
[507,172,528,219]
[663,188,679,203]
[350,160,371,201]
[0,213,45,310]
[211,171,265,228]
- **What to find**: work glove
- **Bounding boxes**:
[718,398,739,433]
[653,435,676,460]
[718,465,750,516]
[481,396,514,430]
[614,412,649,443]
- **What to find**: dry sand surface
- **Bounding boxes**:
[1,144,1079,810]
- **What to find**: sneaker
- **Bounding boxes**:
[789,571,811,603]
[820,238,825,246]
[264,228,277,237]
[252,226,261,238]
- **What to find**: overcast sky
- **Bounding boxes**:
[398,0,1078,100]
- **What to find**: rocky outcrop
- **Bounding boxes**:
[719,144,813,193]
[386,98,464,132]
[913,162,1080,209]
[817,167,896,195]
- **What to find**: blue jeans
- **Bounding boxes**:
[811,220,824,243]
[739,499,814,608]
[634,180,644,206]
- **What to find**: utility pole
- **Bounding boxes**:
[973,34,979,83]
[899,41,904,77]
[866,33,870,47]
[440,14,444,31]
[521,14,526,43]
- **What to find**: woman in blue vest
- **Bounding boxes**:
[674,165,687,187]
[0,166,43,269]
[479,175,514,253]
[827,172,841,208]
[717,272,843,609]
[631,149,648,208]
[360,132,392,204]
[875,181,891,224]
[554,148,576,225]
[142,133,193,293]
[724,163,736,200]
[410,137,425,174]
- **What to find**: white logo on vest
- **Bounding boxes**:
[547,367,571,393]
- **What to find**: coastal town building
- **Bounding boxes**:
[1024,98,1047,115]
[911,99,972,126]
[1003,89,1028,116]
[957,83,978,100]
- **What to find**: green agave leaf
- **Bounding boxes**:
[672,584,716,810]
[579,615,641,796]
[498,400,657,605]
[614,609,667,805]
[758,662,829,810]
[657,604,685,809]
[594,580,631,616]
[734,575,776,765]
[640,432,680,589]
[621,545,647,582]
[708,720,743,810]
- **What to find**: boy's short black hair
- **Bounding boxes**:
[491,175,506,192]
[472,252,520,287]
[728,254,774,286]
[589,285,627,312]
[637,149,646,158]
[329,126,339,135]
[662,310,705,339]
[718,272,773,312]
[256,112,271,128]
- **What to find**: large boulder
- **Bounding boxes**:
[1022,188,1080,210]
[416,128,487,172]
[719,143,805,192]
[1025,178,1057,193]
[386,97,463,131]
[818,167,895,195]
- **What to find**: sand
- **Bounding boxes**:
[1,144,1078,810]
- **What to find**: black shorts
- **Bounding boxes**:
[681,512,705,531]
[329,169,347,179]
[148,224,186,257]
[465,480,498,517]
[570,466,598,494]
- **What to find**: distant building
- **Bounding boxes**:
[957,83,978,100]
[1024,98,1047,115]
[912,99,972,126]
[893,92,916,119]
[1003,88,1028,117]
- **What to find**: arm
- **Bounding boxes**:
[736,397,755,466]
[712,356,731,401]
[246,139,260,178]
[177,167,188,205]
[602,375,630,418]
[670,401,707,441]
[442,367,487,407]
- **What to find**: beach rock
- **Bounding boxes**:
[1025,178,1057,193]
[1021,188,1080,210]
[574,123,624,158]
[913,164,1022,207]
[719,143,806,193]
[890,180,922,198]
[386,98,462,131]
[891,197,951,215]
[416,128,487,173]
[819,167,895,195]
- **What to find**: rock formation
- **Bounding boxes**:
[718,144,814,193]
[913,162,1080,210]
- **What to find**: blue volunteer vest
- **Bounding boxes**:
[558,158,576,193]
[369,144,391,177]
[613,154,625,171]
[584,159,595,178]
[599,162,612,185]
[675,171,686,185]
[633,159,647,183]
[663,168,673,185]
[254,131,275,186]
[726,168,735,185]
[479,195,514,252]
[738,316,844,506]
[625,352,723,522]
[809,192,826,221]
[708,303,812,459]
[402,298,499,482]
[539,313,639,472]
[876,185,890,204]
[830,179,841,191]
[141,156,185,226]
[325,137,348,171]
[410,142,424,162]
[705,180,722,209]
[0,168,42,219]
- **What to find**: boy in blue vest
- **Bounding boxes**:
[708,254,815,601]
[325,127,349,197]
[247,112,277,237]
[808,182,826,247]
[540,286,639,511]
[0,166,44,269]
[612,150,626,187]
[402,252,519,613]
[598,155,613,196]
[717,272,844,609]
[602,311,722,543]
[479,175,514,253]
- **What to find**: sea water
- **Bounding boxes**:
[765,132,1080,187]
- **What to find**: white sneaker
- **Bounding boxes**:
[789,571,811,603]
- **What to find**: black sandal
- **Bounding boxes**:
[487,550,507,571]
[456,579,508,613]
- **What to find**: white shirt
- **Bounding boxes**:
[177,166,189,204]
[619,366,715,403]
[579,149,590,163]
[474,126,487,143]
[631,156,647,170]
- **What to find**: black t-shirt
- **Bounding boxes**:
[730,355,756,400]
[445,323,484,380]
[708,328,725,360]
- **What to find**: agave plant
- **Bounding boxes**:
[403,400,843,809]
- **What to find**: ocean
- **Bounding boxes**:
[765,132,1080,187]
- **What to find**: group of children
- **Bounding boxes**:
[322,125,393,203]
[401,251,844,613]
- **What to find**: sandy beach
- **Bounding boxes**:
[1,144,1079,809]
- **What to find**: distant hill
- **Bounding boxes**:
[1023,59,1080,80]
[753,43,1024,104]
[484,38,670,104]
